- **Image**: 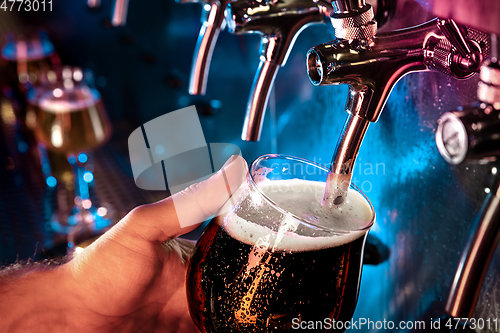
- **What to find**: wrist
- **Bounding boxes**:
[0,262,77,331]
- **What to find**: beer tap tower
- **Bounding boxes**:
[306,0,490,193]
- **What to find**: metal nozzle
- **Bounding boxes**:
[226,0,331,141]
[187,0,230,96]
[241,61,279,141]
[112,0,129,27]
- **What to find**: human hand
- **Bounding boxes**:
[4,155,247,333]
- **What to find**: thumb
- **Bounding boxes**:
[129,155,248,242]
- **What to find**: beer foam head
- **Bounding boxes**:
[222,179,374,252]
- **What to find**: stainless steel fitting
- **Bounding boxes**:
[177,0,232,96]
[111,0,129,27]
[307,19,490,123]
[329,0,377,40]
[225,0,333,141]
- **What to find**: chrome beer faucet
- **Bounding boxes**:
[307,18,489,124]
[176,0,232,96]
[111,0,129,26]
[306,2,490,192]
[225,0,334,141]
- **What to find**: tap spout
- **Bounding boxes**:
[112,0,129,27]
[323,111,370,206]
[226,0,331,141]
[242,60,279,141]
[188,1,230,95]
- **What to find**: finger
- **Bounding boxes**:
[172,155,248,228]
[131,155,248,242]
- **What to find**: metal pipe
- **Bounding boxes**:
[323,94,370,207]
[226,0,331,141]
[112,0,129,27]
[188,0,230,95]
[446,172,500,318]
[241,61,279,141]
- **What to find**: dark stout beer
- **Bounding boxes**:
[187,179,373,333]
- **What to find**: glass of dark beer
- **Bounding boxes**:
[186,154,375,332]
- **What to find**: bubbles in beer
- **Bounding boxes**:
[187,179,373,332]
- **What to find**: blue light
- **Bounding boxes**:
[95,217,111,230]
[46,176,57,187]
[42,163,51,174]
[68,155,77,164]
[83,172,94,183]
[210,99,222,109]
[68,215,77,226]
[78,153,88,163]
[18,142,28,153]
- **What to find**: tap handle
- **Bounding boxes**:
[187,0,229,95]
[112,0,129,27]
[433,19,488,74]
[425,22,489,78]
[241,61,279,141]
[437,19,472,58]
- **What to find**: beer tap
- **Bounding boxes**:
[435,34,500,320]
[111,0,129,27]
[307,19,489,123]
[306,4,490,197]
[225,0,334,141]
[176,0,232,96]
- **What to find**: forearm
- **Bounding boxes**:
[0,260,76,332]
